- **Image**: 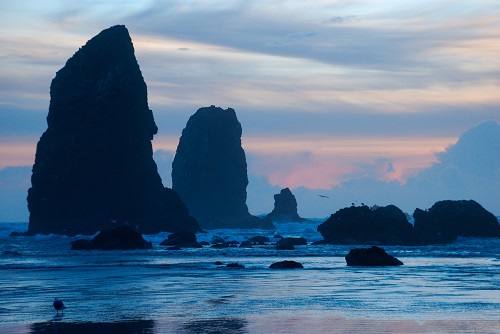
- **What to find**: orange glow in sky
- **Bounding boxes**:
[150,135,456,189]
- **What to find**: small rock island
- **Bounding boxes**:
[414,200,500,244]
[317,205,419,245]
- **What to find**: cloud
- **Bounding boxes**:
[403,120,500,212]
[246,121,500,217]
[152,149,175,188]
[435,120,500,178]
[1,2,499,219]
[0,166,31,222]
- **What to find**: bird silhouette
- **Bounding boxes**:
[53,298,66,314]
[317,194,329,198]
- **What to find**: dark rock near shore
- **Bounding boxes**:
[71,224,152,250]
[160,230,201,248]
[172,105,274,230]
[266,188,306,223]
[240,235,270,247]
[276,237,308,247]
[413,200,500,244]
[269,260,303,269]
[25,25,200,236]
[317,205,420,245]
[226,263,245,269]
[345,246,403,266]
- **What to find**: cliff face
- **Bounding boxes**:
[27,25,200,235]
[172,106,273,229]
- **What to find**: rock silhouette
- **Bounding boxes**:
[345,246,403,266]
[266,188,306,222]
[160,230,202,248]
[414,200,500,244]
[269,260,304,269]
[172,105,274,229]
[317,205,419,245]
[71,224,152,250]
[26,25,200,236]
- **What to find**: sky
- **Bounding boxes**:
[1,0,499,221]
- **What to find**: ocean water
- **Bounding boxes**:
[0,221,499,334]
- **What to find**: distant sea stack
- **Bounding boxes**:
[172,106,274,229]
[413,200,500,244]
[26,25,200,236]
[266,188,306,222]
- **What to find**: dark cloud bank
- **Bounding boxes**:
[1,121,498,222]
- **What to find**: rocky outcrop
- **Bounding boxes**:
[345,246,403,266]
[71,224,152,250]
[265,188,307,222]
[172,105,274,230]
[317,205,420,245]
[240,235,270,247]
[413,200,500,244]
[269,260,304,269]
[160,230,201,248]
[25,25,199,236]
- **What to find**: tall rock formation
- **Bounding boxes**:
[172,106,273,229]
[266,188,306,222]
[26,25,200,236]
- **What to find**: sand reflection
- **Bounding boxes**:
[181,317,247,334]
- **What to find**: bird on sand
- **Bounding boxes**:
[53,298,66,314]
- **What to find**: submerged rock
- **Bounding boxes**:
[269,260,303,269]
[317,205,419,245]
[276,237,308,247]
[71,224,152,250]
[172,105,274,230]
[240,235,270,247]
[265,188,306,223]
[345,246,403,266]
[26,25,200,236]
[413,200,500,244]
[226,263,245,269]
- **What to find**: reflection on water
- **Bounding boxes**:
[181,317,247,334]
[1,222,499,334]
[30,319,155,334]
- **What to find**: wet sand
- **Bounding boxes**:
[4,315,500,334]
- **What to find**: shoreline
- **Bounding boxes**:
[3,315,500,334]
